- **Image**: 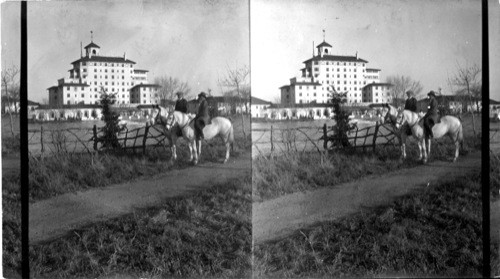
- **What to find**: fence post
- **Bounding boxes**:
[143,123,149,155]
[40,125,44,153]
[323,123,328,150]
[93,125,98,151]
[373,121,380,152]
[270,125,274,152]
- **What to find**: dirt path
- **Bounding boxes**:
[253,152,482,244]
[29,153,251,244]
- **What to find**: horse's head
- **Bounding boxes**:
[150,105,176,129]
[382,103,399,126]
[395,109,407,129]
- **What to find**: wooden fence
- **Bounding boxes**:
[251,121,399,156]
[321,122,399,151]
[28,124,170,155]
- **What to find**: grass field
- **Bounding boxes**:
[253,114,482,202]
[2,115,251,276]
[29,176,251,278]
[254,172,483,277]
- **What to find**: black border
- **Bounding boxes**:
[16,0,493,278]
[20,1,29,278]
[481,0,491,277]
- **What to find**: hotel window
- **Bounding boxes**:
[344,68,346,72]
[81,87,84,90]
[112,75,114,79]
[83,69,87,72]
[67,87,70,90]
[326,68,329,71]
[105,63,107,66]
[105,69,108,73]
[344,74,347,78]
[81,94,84,97]
[67,94,70,97]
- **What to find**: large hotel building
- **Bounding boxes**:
[280,38,393,106]
[48,40,160,106]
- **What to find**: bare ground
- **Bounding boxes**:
[253,152,482,244]
[29,152,251,244]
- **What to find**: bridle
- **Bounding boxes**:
[153,107,176,130]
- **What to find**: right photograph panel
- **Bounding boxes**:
[251,0,485,277]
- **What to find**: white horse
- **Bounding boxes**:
[151,106,234,164]
[383,104,463,163]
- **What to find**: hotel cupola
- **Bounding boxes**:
[316,41,332,57]
[84,42,100,58]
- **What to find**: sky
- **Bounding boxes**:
[1,0,249,103]
[1,0,499,103]
[251,0,495,102]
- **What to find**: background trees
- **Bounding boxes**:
[217,65,250,137]
[153,76,191,107]
[385,75,423,107]
[1,65,20,137]
[448,63,482,135]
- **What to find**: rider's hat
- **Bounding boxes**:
[198,91,207,99]
[406,90,414,96]
[427,90,436,97]
[175,91,183,97]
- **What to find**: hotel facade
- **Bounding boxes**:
[48,40,160,106]
[280,39,392,106]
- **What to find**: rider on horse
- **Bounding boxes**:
[174,91,188,113]
[403,90,417,136]
[194,92,211,140]
[173,91,188,137]
[423,90,439,139]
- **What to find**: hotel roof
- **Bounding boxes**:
[71,56,136,65]
[130,84,161,90]
[316,41,332,48]
[84,42,100,49]
[303,55,368,64]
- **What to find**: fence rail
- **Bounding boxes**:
[28,124,170,155]
[252,122,399,156]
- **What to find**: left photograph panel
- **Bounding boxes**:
[2,0,251,277]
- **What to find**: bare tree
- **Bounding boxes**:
[1,66,20,137]
[385,75,423,107]
[153,76,191,106]
[218,65,250,137]
[448,63,481,135]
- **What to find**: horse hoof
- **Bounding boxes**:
[452,158,457,163]
[223,159,228,164]
[423,159,427,164]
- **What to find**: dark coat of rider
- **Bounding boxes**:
[174,92,188,113]
[195,92,211,139]
[404,91,417,112]
[423,91,439,138]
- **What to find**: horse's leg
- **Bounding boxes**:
[223,141,230,164]
[417,139,423,161]
[196,139,202,160]
[191,139,198,165]
[426,138,431,162]
[170,135,177,162]
[451,133,459,163]
[400,133,407,159]
[421,139,428,164]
